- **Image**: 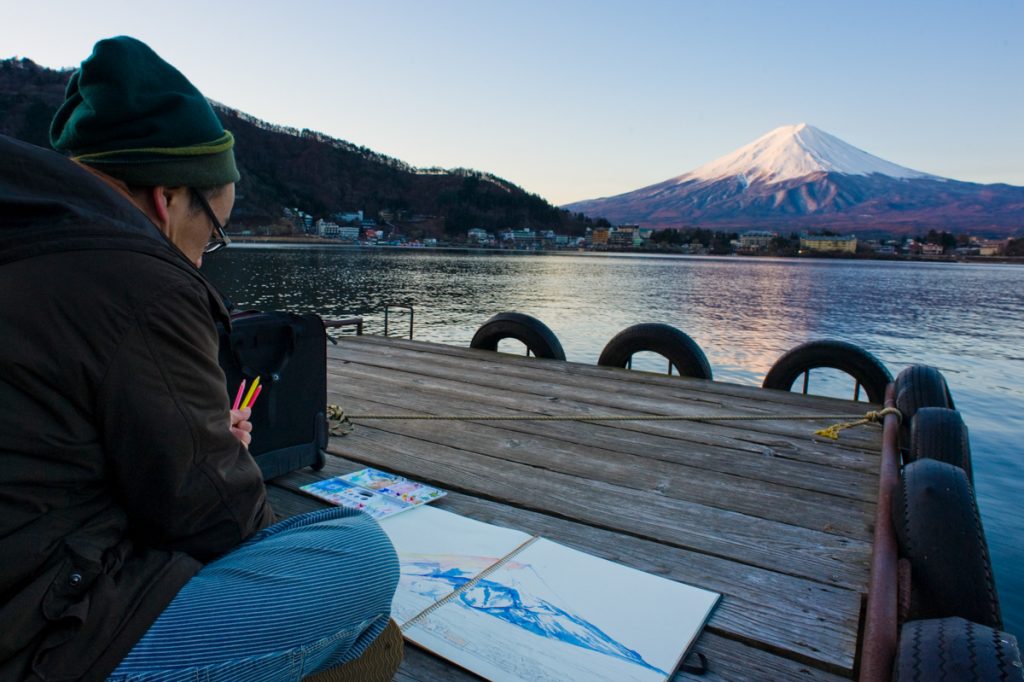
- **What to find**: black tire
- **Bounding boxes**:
[597,324,712,380]
[893,459,1001,628]
[761,339,892,404]
[469,312,566,360]
[895,365,955,452]
[908,407,973,483]
[894,617,1023,681]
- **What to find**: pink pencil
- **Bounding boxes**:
[246,385,263,409]
[232,379,246,410]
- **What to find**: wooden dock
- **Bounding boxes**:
[267,335,884,681]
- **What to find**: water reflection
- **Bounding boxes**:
[204,246,1024,638]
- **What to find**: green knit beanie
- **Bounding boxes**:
[50,36,240,187]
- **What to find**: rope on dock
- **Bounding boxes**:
[813,407,901,440]
[325,404,901,440]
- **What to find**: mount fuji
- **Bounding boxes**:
[564,124,1024,236]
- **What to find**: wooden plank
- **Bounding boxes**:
[327,356,878,482]
[674,632,850,681]
[393,634,851,682]
[320,425,872,589]
[267,464,862,675]
[331,334,885,438]
[334,334,880,414]
[328,336,880,422]
[327,364,877,503]
[327,341,882,464]
[327,335,860,415]
[326,389,874,540]
[326,357,879,478]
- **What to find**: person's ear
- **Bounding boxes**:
[146,186,173,230]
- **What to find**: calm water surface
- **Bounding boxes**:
[204,246,1023,638]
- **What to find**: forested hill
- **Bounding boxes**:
[0,57,597,234]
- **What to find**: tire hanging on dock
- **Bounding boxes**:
[469,312,566,360]
[597,323,712,380]
[894,365,955,452]
[894,617,1023,681]
[761,339,891,404]
[907,407,973,482]
[893,458,1001,628]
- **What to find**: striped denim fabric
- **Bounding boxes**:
[108,507,399,682]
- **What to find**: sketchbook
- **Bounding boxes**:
[299,467,446,519]
[379,506,719,682]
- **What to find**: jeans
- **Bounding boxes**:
[107,507,399,681]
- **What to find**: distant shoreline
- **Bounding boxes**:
[227,237,1024,265]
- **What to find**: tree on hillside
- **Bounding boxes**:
[768,234,798,256]
[923,229,957,252]
[710,232,736,255]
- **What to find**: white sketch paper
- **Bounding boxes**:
[380,507,719,682]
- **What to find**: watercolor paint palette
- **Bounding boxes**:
[300,467,446,519]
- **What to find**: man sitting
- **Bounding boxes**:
[0,36,400,681]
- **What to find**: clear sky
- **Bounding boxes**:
[4,0,1022,205]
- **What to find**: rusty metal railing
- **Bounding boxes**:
[858,383,900,681]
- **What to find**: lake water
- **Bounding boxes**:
[204,245,1023,638]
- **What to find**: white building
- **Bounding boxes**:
[316,219,340,238]
[337,226,360,241]
[739,230,777,251]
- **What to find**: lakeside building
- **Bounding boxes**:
[467,228,491,244]
[739,230,778,252]
[499,229,543,249]
[315,219,340,238]
[799,233,857,253]
[590,227,610,246]
[362,228,384,244]
[608,225,643,248]
[315,219,360,241]
[979,239,1007,256]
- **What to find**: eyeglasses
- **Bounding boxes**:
[190,188,232,254]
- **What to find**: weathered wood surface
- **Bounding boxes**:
[267,335,883,680]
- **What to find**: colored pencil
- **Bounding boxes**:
[246,385,263,409]
[232,379,247,410]
[241,375,260,409]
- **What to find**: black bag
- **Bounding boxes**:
[217,311,328,480]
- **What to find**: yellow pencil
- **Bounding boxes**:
[241,375,261,409]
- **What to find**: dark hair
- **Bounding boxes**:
[188,185,226,214]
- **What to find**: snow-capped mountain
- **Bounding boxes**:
[684,124,935,184]
[564,124,1023,235]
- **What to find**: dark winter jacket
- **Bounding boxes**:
[0,134,274,681]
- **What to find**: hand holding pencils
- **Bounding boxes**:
[230,377,260,447]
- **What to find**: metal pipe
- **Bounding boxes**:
[858,382,900,681]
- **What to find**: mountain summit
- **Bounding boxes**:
[565,124,1023,236]
[683,123,934,185]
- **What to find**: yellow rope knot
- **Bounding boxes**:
[815,407,902,440]
[326,404,354,436]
